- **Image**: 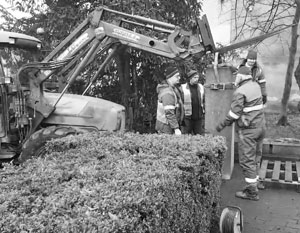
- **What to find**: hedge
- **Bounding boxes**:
[0,132,227,233]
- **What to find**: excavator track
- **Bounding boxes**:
[18,126,77,163]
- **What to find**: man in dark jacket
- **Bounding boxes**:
[155,66,184,135]
[216,66,266,201]
[180,70,205,135]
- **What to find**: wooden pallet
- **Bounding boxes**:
[259,159,300,189]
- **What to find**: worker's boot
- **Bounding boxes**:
[256,176,265,190]
[257,180,265,190]
[235,182,259,201]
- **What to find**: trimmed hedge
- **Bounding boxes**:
[0,132,226,233]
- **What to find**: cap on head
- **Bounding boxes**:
[235,66,252,86]
[165,66,179,79]
[238,66,251,75]
[246,50,257,60]
[187,70,198,79]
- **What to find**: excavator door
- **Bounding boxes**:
[0,59,7,138]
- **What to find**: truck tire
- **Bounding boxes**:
[219,206,243,233]
[18,126,77,163]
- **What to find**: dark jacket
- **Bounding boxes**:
[180,83,204,120]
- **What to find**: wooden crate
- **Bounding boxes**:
[263,138,300,160]
[259,159,300,191]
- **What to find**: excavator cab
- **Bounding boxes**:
[0,31,42,160]
[0,29,126,163]
[0,58,6,138]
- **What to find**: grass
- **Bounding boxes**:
[265,111,300,139]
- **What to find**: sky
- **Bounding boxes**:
[202,0,231,46]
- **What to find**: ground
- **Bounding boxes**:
[265,111,300,139]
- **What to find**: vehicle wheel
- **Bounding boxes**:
[18,126,77,163]
[219,206,243,233]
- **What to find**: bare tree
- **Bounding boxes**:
[227,0,298,125]
[293,0,300,114]
[278,0,300,125]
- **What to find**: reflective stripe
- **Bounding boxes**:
[181,83,192,116]
[157,101,168,124]
[229,110,239,119]
[243,104,263,112]
[258,79,266,83]
[157,87,178,125]
[164,105,176,110]
[245,177,257,183]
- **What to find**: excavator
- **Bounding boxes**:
[0,29,126,164]
[0,6,291,233]
[0,6,219,164]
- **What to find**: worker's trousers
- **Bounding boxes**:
[182,118,204,135]
[238,126,266,180]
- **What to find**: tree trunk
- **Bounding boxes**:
[277,1,300,126]
[294,57,300,112]
[131,54,139,131]
[115,45,132,130]
[294,57,300,89]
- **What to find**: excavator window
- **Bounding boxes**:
[0,58,5,80]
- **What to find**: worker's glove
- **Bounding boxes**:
[174,128,182,135]
[216,122,225,132]
[262,95,267,104]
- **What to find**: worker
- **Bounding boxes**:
[239,49,267,190]
[216,66,266,201]
[155,65,184,135]
[239,49,267,105]
[180,70,205,135]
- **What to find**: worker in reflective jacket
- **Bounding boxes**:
[239,49,267,190]
[216,66,266,201]
[155,66,184,135]
[239,49,267,105]
[180,70,205,135]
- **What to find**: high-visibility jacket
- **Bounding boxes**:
[220,79,265,129]
[155,82,184,133]
[181,83,204,117]
[239,60,267,96]
[252,64,266,96]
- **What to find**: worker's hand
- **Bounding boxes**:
[216,123,225,132]
[262,95,267,104]
[174,128,182,135]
